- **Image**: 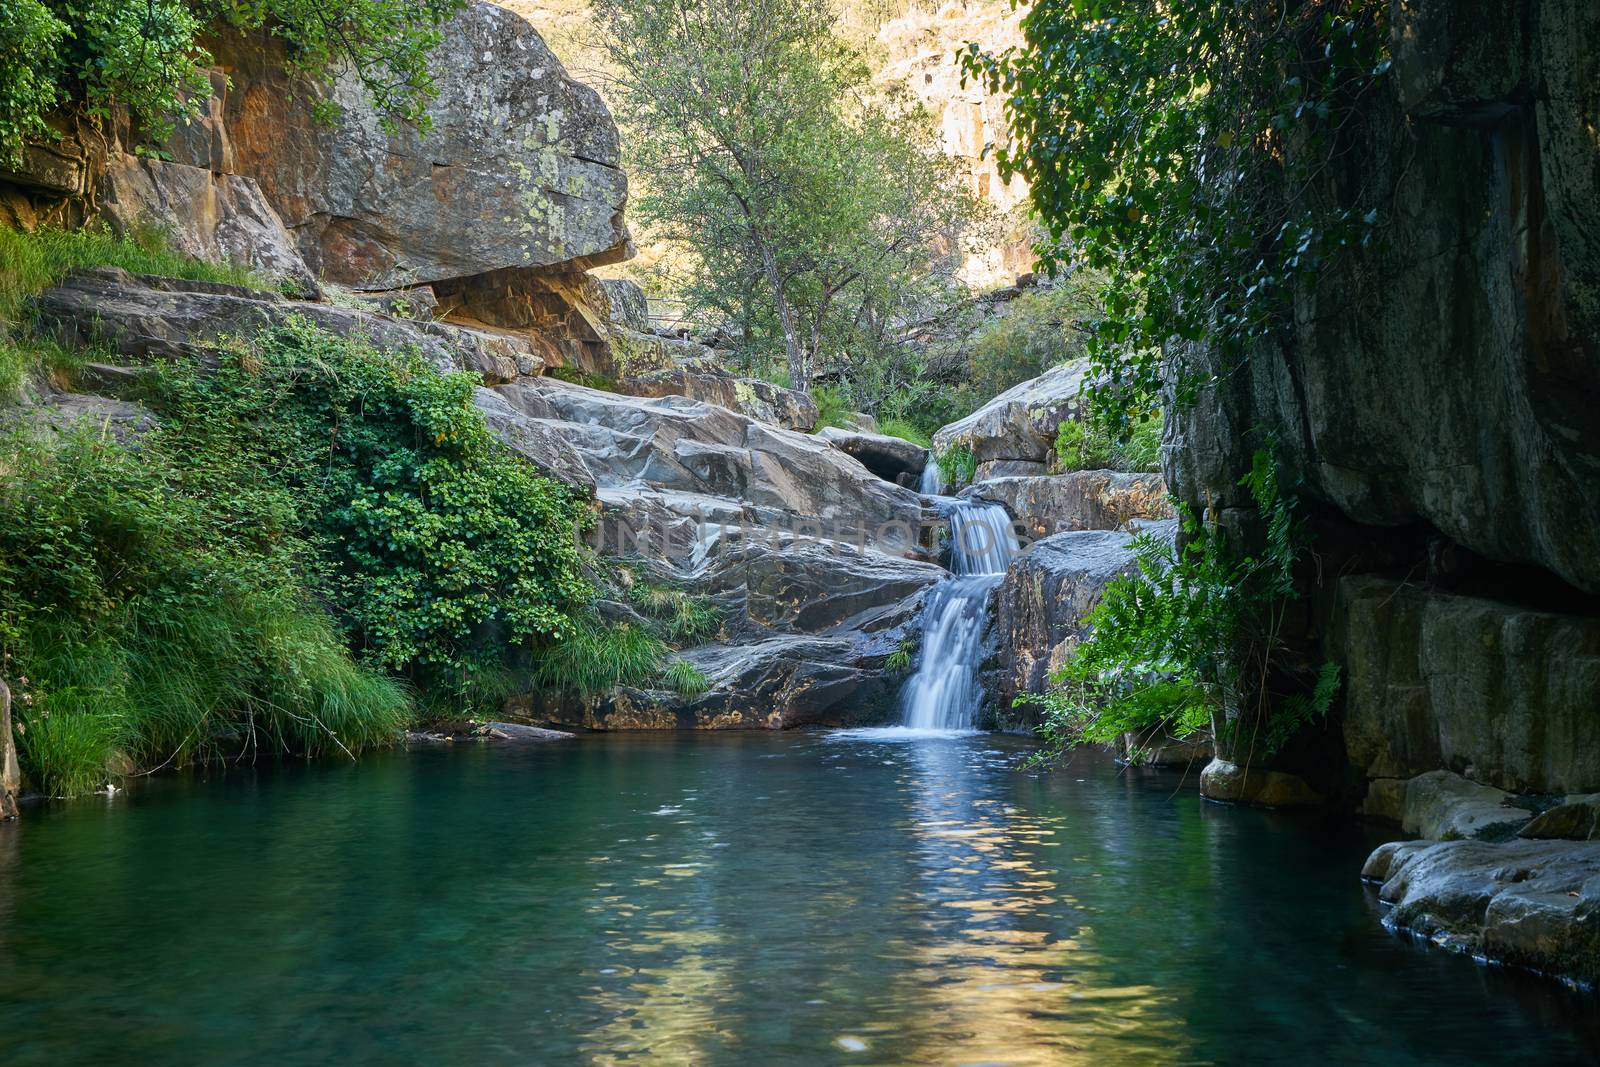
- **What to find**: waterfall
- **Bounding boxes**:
[918,454,944,496]
[899,501,1017,731]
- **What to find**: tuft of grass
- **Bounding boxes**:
[886,635,918,674]
[1053,413,1163,474]
[936,443,978,488]
[661,658,710,696]
[878,417,932,448]
[810,385,853,433]
[527,620,669,696]
[0,223,265,326]
[630,580,720,646]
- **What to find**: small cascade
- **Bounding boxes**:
[918,454,945,496]
[899,500,1018,731]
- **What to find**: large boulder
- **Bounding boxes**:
[964,471,1172,541]
[616,364,818,432]
[215,2,630,288]
[1332,575,1600,795]
[1363,837,1600,986]
[932,359,1091,470]
[991,524,1175,728]
[1400,770,1533,841]
[815,426,929,485]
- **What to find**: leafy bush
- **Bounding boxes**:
[1052,413,1162,474]
[1028,449,1336,765]
[809,384,853,432]
[155,318,595,703]
[0,430,410,797]
[966,285,1091,401]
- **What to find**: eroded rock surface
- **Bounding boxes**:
[965,471,1172,541]
[932,360,1091,479]
[816,426,929,485]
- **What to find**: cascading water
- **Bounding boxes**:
[918,454,945,496]
[899,500,1018,731]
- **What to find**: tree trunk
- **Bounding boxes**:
[1,679,19,820]
[756,238,809,391]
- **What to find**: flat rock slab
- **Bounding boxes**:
[1364,837,1600,986]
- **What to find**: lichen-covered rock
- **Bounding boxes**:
[99,153,316,294]
[1401,770,1532,841]
[1165,0,1600,595]
[816,426,929,485]
[216,2,630,288]
[964,471,1172,541]
[1363,837,1600,986]
[932,359,1091,471]
[1333,574,1600,795]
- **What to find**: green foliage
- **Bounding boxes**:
[155,318,595,703]
[662,658,710,697]
[1029,449,1336,763]
[630,580,721,646]
[885,635,918,674]
[1052,414,1162,474]
[0,224,262,327]
[524,620,668,697]
[966,284,1092,401]
[594,0,984,392]
[877,417,930,449]
[0,0,465,165]
[962,1,1391,432]
[935,444,976,489]
[809,385,853,433]
[0,429,410,798]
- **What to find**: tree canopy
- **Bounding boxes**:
[593,0,983,392]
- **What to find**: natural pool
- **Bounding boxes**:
[1,730,1596,1065]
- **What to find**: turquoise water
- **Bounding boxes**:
[1,731,1595,1065]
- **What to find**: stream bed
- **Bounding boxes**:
[1,731,1596,1065]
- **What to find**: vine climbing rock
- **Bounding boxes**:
[2,679,19,820]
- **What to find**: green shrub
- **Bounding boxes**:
[0,430,410,797]
[877,417,931,448]
[935,443,977,488]
[810,384,853,432]
[966,285,1092,400]
[155,317,596,704]
[1052,413,1163,474]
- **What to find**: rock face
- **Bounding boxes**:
[214,2,630,288]
[1363,837,1600,986]
[511,531,945,730]
[964,471,1172,541]
[1166,1,1600,596]
[815,427,929,486]
[616,364,818,432]
[990,525,1175,728]
[932,360,1091,484]
[1521,794,1600,841]
[98,154,316,294]
[1333,575,1600,796]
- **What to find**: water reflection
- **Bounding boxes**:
[0,734,1596,1066]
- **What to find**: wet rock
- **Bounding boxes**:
[815,427,929,485]
[1361,778,1411,823]
[1363,837,1600,986]
[965,471,1173,541]
[217,2,630,288]
[1402,770,1532,841]
[932,359,1091,471]
[1199,758,1324,808]
[1521,795,1600,841]
[992,527,1163,728]
[1334,575,1600,795]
